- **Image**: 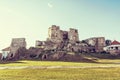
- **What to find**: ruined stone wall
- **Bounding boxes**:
[36,40,58,50]
[85,37,105,52]
[66,42,88,53]
[96,37,105,52]
[85,38,96,46]
[35,40,44,48]
[68,28,79,43]
[10,38,26,58]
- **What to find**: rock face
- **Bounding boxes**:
[9,38,26,60]
[39,51,94,62]
[27,47,43,59]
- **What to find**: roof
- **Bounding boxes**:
[2,47,10,51]
[111,40,120,45]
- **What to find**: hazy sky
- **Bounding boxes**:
[0,0,120,50]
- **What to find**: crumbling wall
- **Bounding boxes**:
[96,37,105,52]
[66,42,89,53]
[9,38,26,59]
[68,28,79,43]
[35,40,43,47]
[36,40,58,50]
[84,37,105,52]
[27,47,43,59]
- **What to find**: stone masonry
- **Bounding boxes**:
[47,25,63,43]
[9,38,26,58]
[47,25,79,43]
[2,25,108,61]
[68,28,79,43]
[36,25,106,53]
[85,37,105,52]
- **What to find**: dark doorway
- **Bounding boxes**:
[63,34,68,40]
[10,54,13,57]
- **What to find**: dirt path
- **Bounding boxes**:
[0,65,120,69]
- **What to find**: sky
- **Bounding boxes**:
[0,0,120,50]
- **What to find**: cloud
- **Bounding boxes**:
[47,3,53,8]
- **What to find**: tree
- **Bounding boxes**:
[105,39,112,46]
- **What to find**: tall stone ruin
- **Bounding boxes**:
[68,28,79,43]
[47,25,63,43]
[47,25,79,43]
[9,38,26,59]
[96,37,106,52]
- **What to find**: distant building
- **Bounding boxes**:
[104,40,120,55]
[105,40,112,46]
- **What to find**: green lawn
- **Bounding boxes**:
[1,59,120,67]
[0,59,120,80]
[0,68,120,80]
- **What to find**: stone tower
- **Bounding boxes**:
[47,25,63,43]
[95,37,105,52]
[68,28,79,43]
[10,38,26,58]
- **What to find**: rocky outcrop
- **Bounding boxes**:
[26,47,43,59]
[40,51,94,62]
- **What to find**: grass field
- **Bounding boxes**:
[0,59,120,80]
[0,68,120,80]
[1,59,120,67]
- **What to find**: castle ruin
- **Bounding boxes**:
[1,25,107,61]
[47,25,79,43]
[36,25,105,53]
